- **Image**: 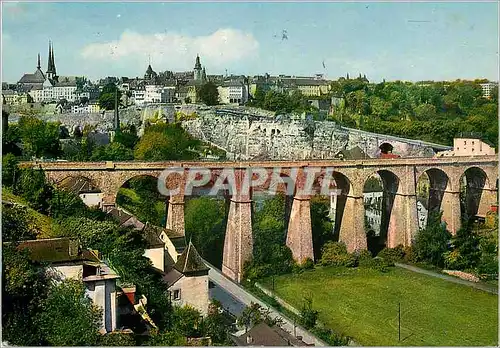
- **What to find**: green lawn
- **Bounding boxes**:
[261,266,498,346]
[2,188,61,238]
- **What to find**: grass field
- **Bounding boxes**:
[261,266,498,346]
[3,188,60,238]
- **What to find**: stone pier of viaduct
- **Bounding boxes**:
[26,156,498,283]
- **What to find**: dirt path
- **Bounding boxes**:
[395,263,498,294]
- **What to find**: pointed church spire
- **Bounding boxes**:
[202,66,207,82]
[47,41,52,74]
[51,42,57,77]
[194,54,201,69]
[37,53,41,69]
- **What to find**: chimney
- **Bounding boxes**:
[246,335,253,344]
[121,286,137,305]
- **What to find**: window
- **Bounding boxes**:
[173,289,181,300]
[464,141,467,145]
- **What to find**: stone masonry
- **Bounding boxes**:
[28,155,498,283]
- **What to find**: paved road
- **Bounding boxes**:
[209,281,246,316]
[206,262,328,346]
[395,263,498,294]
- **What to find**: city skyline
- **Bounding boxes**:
[2,1,499,83]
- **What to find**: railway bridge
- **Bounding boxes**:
[27,156,498,282]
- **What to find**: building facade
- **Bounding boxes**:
[480,82,498,99]
[436,137,496,157]
[218,80,249,105]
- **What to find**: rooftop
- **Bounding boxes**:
[11,237,101,264]
[232,322,309,346]
[173,241,209,275]
[57,176,101,194]
[142,222,164,248]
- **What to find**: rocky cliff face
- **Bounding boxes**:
[182,113,440,160]
[9,105,445,160]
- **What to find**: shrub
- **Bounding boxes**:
[301,258,315,270]
[311,327,351,346]
[476,253,498,280]
[243,262,274,282]
[443,249,463,270]
[377,245,405,264]
[299,297,319,329]
[403,246,417,263]
[372,257,390,272]
[320,242,356,267]
[356,250,375,268]
[413,212,451,267]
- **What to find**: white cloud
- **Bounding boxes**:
[80,28,259,72]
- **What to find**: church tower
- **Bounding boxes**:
[194,54,202,81]
[201,67,207,82]
[46,41,57,82]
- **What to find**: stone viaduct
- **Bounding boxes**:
[27,156,498,282]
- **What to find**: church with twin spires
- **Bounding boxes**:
[17,41,79,103]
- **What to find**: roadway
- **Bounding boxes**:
[206,261,328,346]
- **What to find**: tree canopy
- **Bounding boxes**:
[198,82,219,106]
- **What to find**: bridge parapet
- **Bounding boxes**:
[22,156,498,283]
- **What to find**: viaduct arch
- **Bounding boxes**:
[26,156,498,283]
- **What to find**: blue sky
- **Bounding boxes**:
[2,1,498,83]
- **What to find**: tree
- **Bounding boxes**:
[57,217,121,255]
[18,116,61,158]
[444,222,481,270]
[413,212,451,267]
[134,123,200,161]
[311,196,334,261]
[244,195,295,280]
[114,126,139,149]
[98,333,136,346]
[48,187,87,219]
[300,296,319,329]
[198,82,219,106]
[2,245,48,345]
[147,330,187,346]
[37,279,102,346]
[98,83,122,111]
[202,300,233,345]
[16,168,53,214]
[413,103,437,121]
[237,302,283,332]
[2,205,38,242]
[90,142,134,161]
[184,197,226,267]
[2,153,20,188]
[172,305,203,337]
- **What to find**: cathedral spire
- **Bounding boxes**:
[37,53,41,69]
[51,42,57,77]
[46,40,57,80]
[47,41,52,74]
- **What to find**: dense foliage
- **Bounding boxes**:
[328,78,498,146]
[184,197,226,268]
[98,83,122,111]
[2,164,238,345]
[244,195,295,281]
[413,212,452,267]
[38,280,102,346]
[116,176,165,226]
[249,88,319,116]
[198,82,219,106]
[134,123,200,161]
